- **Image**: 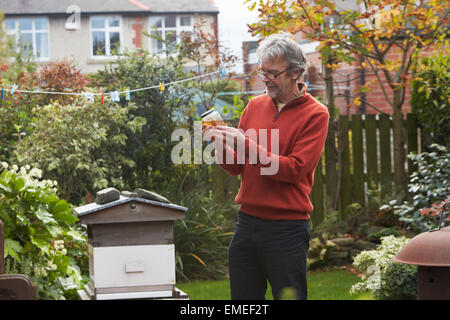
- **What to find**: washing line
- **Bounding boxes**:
[0,63,251,97]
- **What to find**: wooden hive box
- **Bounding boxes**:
[74,195,187,300]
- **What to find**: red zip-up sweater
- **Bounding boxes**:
[219,86,329,220]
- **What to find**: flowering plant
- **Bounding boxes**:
[382,144,450,233]
[0,162,88,299]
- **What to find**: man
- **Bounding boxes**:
[203,32,329,300]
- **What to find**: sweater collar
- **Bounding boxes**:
[270,82,308,111]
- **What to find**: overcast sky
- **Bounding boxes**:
[214,0,259,71]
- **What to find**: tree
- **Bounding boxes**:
[179,21,239,110]
[246,0,450,196]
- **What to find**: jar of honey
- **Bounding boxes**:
[201,108,225,127]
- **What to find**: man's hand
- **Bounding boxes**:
[212,126,246,150]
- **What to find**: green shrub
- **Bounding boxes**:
[168,164,236,281]
[14,100,146,205]
[350,236,417,300]
[385,144,450,232]
[411,52,450,147]
[89,49,196,193]
[0,163,88,299]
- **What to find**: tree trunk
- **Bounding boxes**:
[323,63,339,209]
[392,90,407,197]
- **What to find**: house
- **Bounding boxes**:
[0,0,219,73]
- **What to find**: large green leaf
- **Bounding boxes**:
[54,212,78,225]
[52,200,70,215]
[35,206,57,224]
[4,238,24,261]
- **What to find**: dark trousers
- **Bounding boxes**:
[228,211,310,300]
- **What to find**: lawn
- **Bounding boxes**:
[177,269,374,300]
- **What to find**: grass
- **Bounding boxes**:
[177,269,374,300]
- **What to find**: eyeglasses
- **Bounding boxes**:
[255,66,292,80]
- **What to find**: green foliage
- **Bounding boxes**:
[385,144,450,232]
[411,53,450,147]
[0,59,88,162]
[89,49,195,192]
[350,236,417,300]
[0,163,88,299]
[13,100,146,205]
[169,164,236,281]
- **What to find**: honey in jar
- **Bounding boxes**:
[201,109,225,127]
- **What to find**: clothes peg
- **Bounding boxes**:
[110,91,120,102]
[83,92,94,103]
[10,84,18,95]
[219,67,227,77]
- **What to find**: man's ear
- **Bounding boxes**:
[291,68,302,80]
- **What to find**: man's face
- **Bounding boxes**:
[260,58,296,100]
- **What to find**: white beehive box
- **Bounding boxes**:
[74,194,187,300]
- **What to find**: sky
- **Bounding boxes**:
[213,0,260,72]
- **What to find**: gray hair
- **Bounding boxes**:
[256,32,307,79]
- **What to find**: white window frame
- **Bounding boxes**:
[3,17,51,61]
[148,15,193,55]
[89,15,123,59]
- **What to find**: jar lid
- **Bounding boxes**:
[200,108,216,119]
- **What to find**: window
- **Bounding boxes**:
[90,16,122,57]
[3,17,50,60]
[149,15,193,54]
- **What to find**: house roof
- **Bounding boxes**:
[0,0,219,16]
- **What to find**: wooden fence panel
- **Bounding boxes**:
[351,114,365,207]
[407,113,418,173]
[379,114,393,198]
[365,114,378,185]
[338,115,352,219]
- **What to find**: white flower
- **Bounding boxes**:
[0,162,8,169]
[12,165,18,172]
[25,164,31,170]
[30,168,43,179]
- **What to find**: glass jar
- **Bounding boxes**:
[201,108,225,126]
